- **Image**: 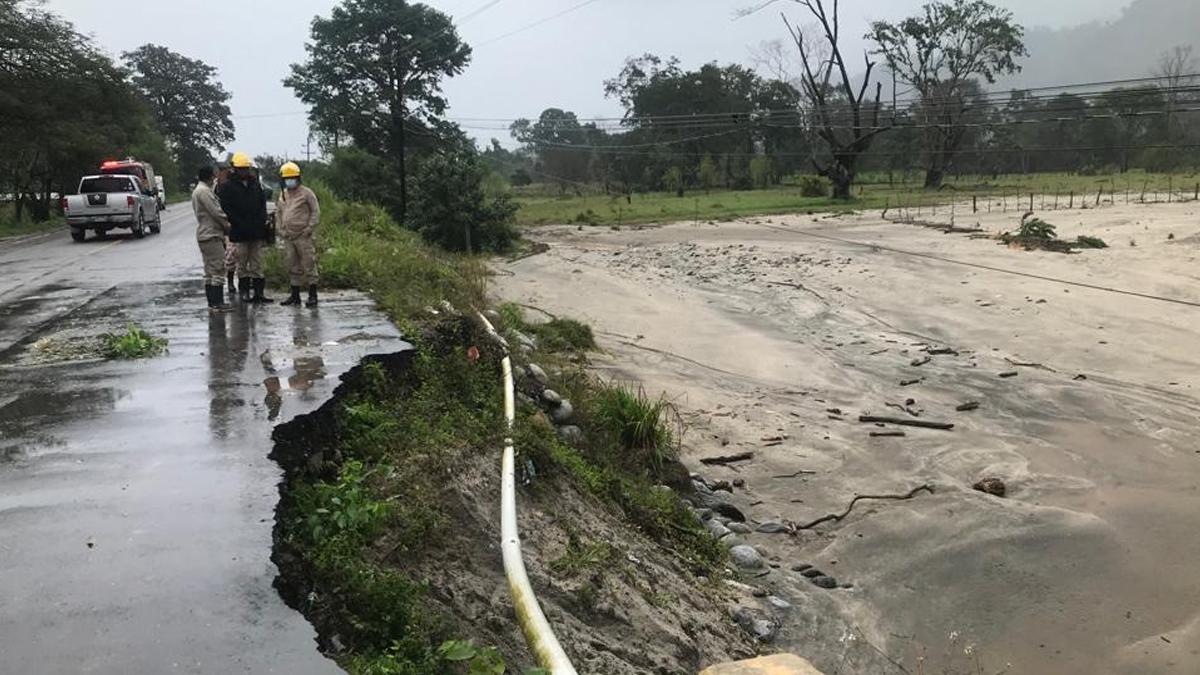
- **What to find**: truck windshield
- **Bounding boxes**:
[80,177,135,193]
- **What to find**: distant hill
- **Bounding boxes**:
[1000,0,1199,89]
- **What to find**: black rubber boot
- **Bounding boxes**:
[227,271,237,295]
[305,285,319,308]
[252,278,274,304]
[281,286,302,306]
[238,278,251,303]
[209,285,232,313]
[204,284,217,309]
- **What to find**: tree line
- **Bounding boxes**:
[499,0,1200,200]
[0,0,234,223]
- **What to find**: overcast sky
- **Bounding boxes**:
[46,0,1133,159]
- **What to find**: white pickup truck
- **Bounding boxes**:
[63,174,162,242]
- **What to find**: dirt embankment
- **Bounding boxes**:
[496,201,1200,675]
[269,328,761,674]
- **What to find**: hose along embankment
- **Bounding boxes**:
[478,312,576,674]
[268,312,758,673]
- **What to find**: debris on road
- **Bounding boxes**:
[926,347,959,355]
[858,415,954,431]
[999,371,1019,378]
[956,401,981,412]
[700,451,754,466]
[973,477,1007,497]
[870,431,907,438]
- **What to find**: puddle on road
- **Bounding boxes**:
[263,355,326,421]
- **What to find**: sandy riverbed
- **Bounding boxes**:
[496,199,1200,674]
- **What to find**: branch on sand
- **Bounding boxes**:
[794,484,934,530]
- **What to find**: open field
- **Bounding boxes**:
[497,197,1200,674]
[514,170,1200,227]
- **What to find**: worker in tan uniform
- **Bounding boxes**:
[191,165,233,313]
[276,162,321,307]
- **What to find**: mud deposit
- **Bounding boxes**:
[497,201,1200,674]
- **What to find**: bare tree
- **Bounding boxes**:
[1154,45,1197,142]
[744,0,886,199]
[749,39,801,89]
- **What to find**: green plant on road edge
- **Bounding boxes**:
[101,323,168,359]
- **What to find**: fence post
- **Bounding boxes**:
[1029,192,1034,212]
[973,195,977,213]
[1194,182,1199,201]
[1053,192,1059,210]
[1141,180,1148,202]
[1096,187,1102,206]
[1168,176,1174,203]
[1069,191,1074,209]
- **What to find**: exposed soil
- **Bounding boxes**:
[495,199,1200,674]
[270,346,765,674]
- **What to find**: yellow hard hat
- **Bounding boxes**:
[280,162,302,178]
[230,152,253,169]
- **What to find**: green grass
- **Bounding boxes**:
[263,180,486,329]
[0,204,62,239]
[100,323,167,359]
[591,384,676,477]
[514,170,1200,227]
[495,303,596,353]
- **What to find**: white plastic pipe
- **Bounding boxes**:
[478,313,577,674]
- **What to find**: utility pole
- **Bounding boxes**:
[305,129,312,163]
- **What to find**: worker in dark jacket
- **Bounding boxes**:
[217,152,273,304]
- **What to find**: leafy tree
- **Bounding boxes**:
[698,154,720,192]
[122,44,234,174]
[1096,86,1167,172]
[661,166,685,196]
[510,108,601,191]
[324,146,405,217]
[0,1,170,221]
[749,156,775,189]
[601,54,803,193]
[409,146,517,253]
[868,0,1027,188]
[285,0,472,225]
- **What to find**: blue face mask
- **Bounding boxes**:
[284,178,299,190]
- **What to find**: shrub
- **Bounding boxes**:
[294,460,391,546]
[409,146,518,253]
[798,175,828,198]
[1018,216,1057,241]
[749,156,774,189]
[535,318,596,353]
[101,323,167,359]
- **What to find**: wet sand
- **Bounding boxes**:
[496,200,1200,674]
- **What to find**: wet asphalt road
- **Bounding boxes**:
[0,206,406,674]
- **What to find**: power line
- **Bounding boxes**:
[235,75,1200,124]
[474,0,603,48]
[506,141,1200,158]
